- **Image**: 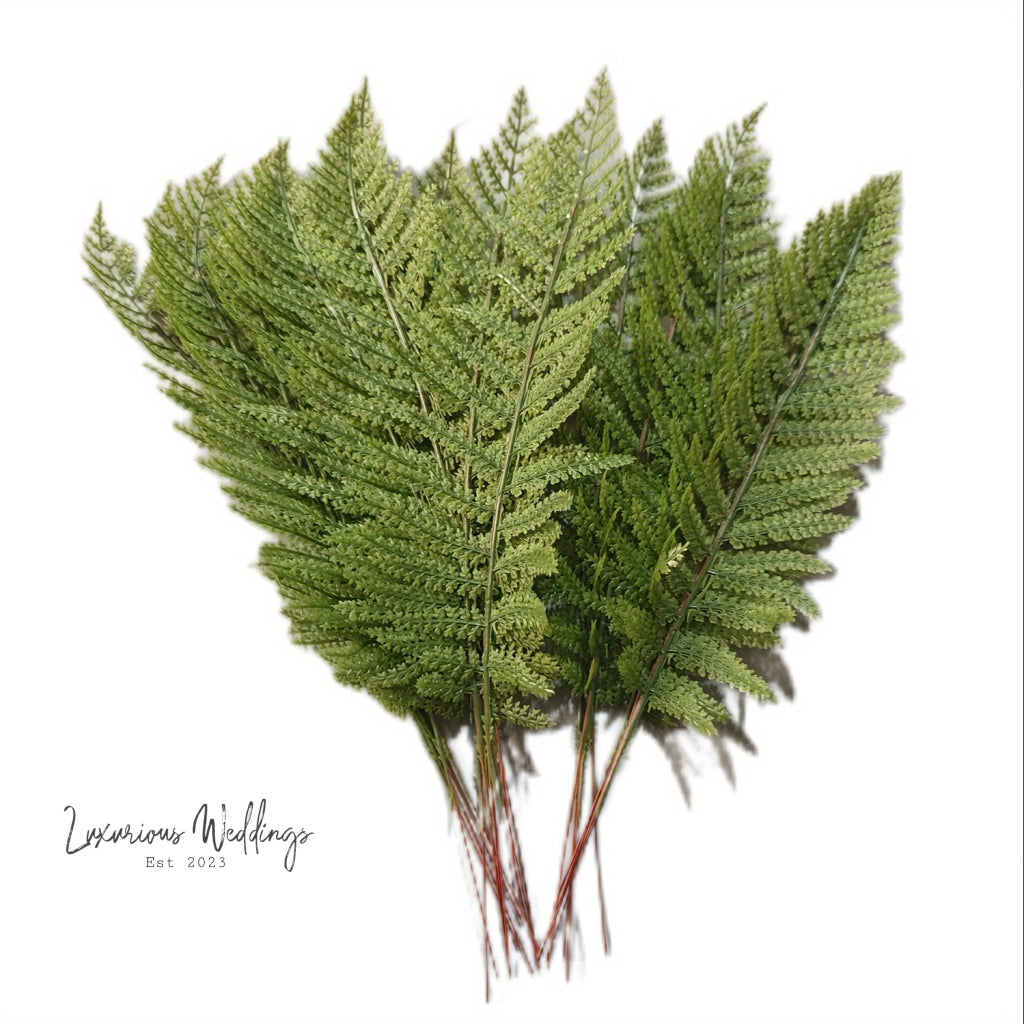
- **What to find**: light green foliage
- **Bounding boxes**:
[85,77,900,741]
[86,74,634,730]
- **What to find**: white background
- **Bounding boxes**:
[1,4,1021,1022]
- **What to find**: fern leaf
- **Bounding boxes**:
[648,173,900,716]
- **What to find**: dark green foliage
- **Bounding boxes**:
[85,76,900,742]
[554,106,900,732]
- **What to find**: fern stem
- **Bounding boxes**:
[415,712,538,982]
[495,727,539,963]
[590,726,611,956]
[550,686,593,971]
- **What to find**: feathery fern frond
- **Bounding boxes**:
[87,76,639,729]
[571,167,899,729]
[83,206,191,375]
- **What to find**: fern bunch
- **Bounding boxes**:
[84,75,900,987]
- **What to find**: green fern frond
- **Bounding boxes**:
[673,176,895,710]
[83,206,192,374]
[556,109,898,727]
